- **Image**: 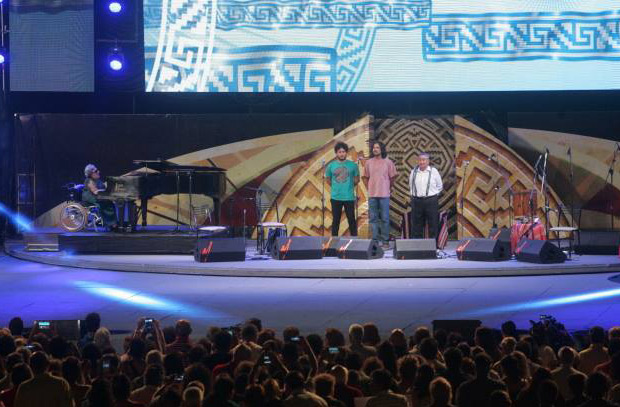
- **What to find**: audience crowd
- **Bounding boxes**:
[1,313,620,407]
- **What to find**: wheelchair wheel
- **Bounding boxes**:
[59,202,88,232]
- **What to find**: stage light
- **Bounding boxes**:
[107,47,124,71]
[108,1,122,13]
[0,48,6,65]
[0,202,33,231]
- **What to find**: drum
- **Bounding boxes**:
[514,190,537,218]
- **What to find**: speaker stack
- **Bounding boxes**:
[394,239,437,260]
[322,237,342,257]
[456,238,511,261]
[515,239,566,264]
[194,238,246,263]
[337,239,384,260]
[271,236,323,260]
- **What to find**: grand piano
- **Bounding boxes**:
[97,160,226,230]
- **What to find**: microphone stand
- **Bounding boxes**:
[321,160,326,237]
[541,149,550,240]
[460,160,470,239]
[605,145,619,230]
[567,147,574,228]
[490,155,500,229]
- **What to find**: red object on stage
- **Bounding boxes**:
[510,222,546,254]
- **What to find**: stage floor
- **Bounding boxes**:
[1,252,620,338]
[7,240,620,278]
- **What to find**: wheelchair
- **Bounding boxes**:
[58,183,104,232]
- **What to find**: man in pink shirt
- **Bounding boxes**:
[363,141,397,247]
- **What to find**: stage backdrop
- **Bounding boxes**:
[19,112,616,239]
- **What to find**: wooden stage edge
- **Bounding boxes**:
[5,241,620,279]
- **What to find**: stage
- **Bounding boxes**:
[6,228,620,278]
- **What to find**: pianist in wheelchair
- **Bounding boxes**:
[82,164,118,230]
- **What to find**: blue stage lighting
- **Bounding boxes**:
[0,54,4,65]
[107,47,124,71]
[0,202,33,231]
[0,48,6,65]
[108,1,122,13]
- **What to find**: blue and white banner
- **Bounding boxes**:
[144,0,620,92]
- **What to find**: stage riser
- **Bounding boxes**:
[59,234,198,254]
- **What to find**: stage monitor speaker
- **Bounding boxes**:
[272,236,323,260]
[432,320,481,344]
[338,239,384,260]
[488,227,511,244]
[456,238,510,261]
[516,239,566,264]
[322,237,341,257]
[574,230,620,255]
[194,238,246,263]
[394,239,437,260]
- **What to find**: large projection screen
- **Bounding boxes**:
[144,0,620,93]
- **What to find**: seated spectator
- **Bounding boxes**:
[396,355,418,394]
[214,344,252,378]
[552,346,586,400]
[0,353,23,392]
[499,354,527,402]
[565,373,587,407]
[235,325,262,362]
[366,369,407,407]
[0,363,32,407]
[456,353,506,407]
[538,379,560,407]
[376,341,398,376]
[112,374,143,407]
[79,312,101,349]
[314,374,345,407]
[594,338,620,379]
[121,338,147,380]
[488,390,512,407]
[95,328,114,353]
[85,378,114,407]
[14,352,73,407]
[388,330,408,359]
[345,325,376,362]
[330,365,362,407]
[8,319,24,339]
[429,377,454,407]
[579,327,610,375]
[475,327,502,362]
[500,337,517,358]
[282,327,301,344]
[203,374,237,407]
[263,378,283,407]
[204,331,233,372]
[515,367,552,407]
[62,356,90,406]
[581,372,617,407]
[165,320,193,356]
[441,347,471,400]
[183,364,211,396]
[411,364,435,407]
[182,385,203,407]
[283,371,327,407]
[129,364,163,406]
[420,338,446,373]
[502,321,518,340]
[362,324,381,348]
[243,384,265,407]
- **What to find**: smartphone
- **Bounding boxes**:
[263,355,272,364]
[102,360,111,371]
[38,321,51,330]
[328,347,339,354]
[25,344,36,351]
[290,336,300,342]
[174,374,184,383]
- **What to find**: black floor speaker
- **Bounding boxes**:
[516,239,566,264]
[194,238,246,262]
[456,238,511,261]
[394,239,437,259]
[488,227,511,244]
[322,237,341,257]
[272,236,323,260]
[574,230,620,255]
[337,239,384,260]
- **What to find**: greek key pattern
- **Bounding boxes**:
[335,28,377,92]
[210,0,432,30]
[424,12,620,61]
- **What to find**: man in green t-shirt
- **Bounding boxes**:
[325,142,359,236]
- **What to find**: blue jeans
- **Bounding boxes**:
[369,197,390,243]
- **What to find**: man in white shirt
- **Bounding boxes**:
[408,152,443,239]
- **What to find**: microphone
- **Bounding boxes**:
[487,153,496,161]
[463,160,470,167]
[533,153,543,174]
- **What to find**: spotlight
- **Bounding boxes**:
[108,1,122,13]
[0,48,6,65]
[107,47,124,71]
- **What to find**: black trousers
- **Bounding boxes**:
[411,195,439,239]
[331,199,357,236]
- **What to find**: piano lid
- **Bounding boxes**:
[132,159,226,173]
